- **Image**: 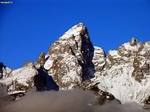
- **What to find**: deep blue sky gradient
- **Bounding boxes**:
[0,0,150,69]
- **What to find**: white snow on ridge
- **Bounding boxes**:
[140,41,150,55]
[44,57,54,70]
[109,50,121,58]
[94,46,104,52]
[92,47,105,70]
[1,67,12,78]
[61,70,81,84]
[0,65,37,89]
[123,42,141,52]
[98,64,150,105]
[60,23,84,39]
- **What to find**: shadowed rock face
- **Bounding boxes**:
[0,63,5,79]
[0,63,12,79]
[77,32,95,80]
[34,66,59,91]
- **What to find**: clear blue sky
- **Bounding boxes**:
[0,0,150,69]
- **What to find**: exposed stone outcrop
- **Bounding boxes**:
[34,52,45,68]
[45,23,100,89]
[0,63,12,79]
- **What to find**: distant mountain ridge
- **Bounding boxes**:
[0,23,150,108]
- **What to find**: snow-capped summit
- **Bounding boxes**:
[60,23,85,39]
[0,23,150,108]
[130,37,137,46]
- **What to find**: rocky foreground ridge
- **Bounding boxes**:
[0,23,150,108]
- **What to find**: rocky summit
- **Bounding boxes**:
[0,23,150,108]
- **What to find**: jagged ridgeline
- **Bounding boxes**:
[0,23,150,108]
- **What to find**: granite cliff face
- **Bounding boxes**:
[44,23,102,89]
[0,23,150,108]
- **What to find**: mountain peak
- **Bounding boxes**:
[130,37,138,46]
[60,23,87,39]
[47,22,97,88]
[34,52,45,68]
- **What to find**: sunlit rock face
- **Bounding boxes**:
[45,23,100,89]
[0,23,150,108]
